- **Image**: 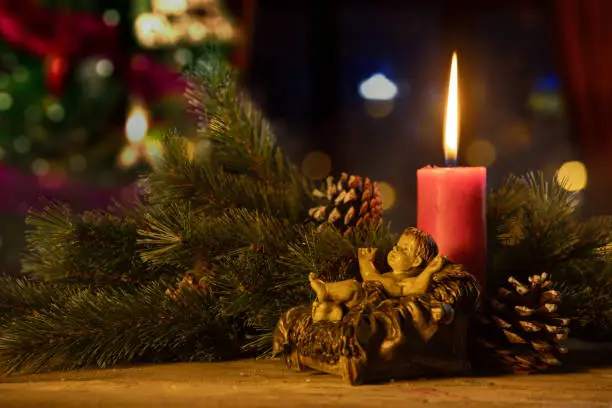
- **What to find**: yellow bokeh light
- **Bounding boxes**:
[125,103,149,143]
[363,99,394,119]
[119,145,139,168]
[556,161,588,192]
[0,92,13,111]
[188,22,208,42]
[528,92,563,114]
[46,103,65,122]
[466,139,497,167]
[153,0,187,13]
[301,151,332,180]
[31,158,50,176]
[134,13,173,48]
[377,181,397,211]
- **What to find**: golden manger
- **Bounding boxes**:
[272,228,482,385]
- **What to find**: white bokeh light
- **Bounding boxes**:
[358,73,398,101]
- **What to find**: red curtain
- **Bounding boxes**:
[555,0,612,214]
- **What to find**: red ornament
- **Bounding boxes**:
[44,54,69,96]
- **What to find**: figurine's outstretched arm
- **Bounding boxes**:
[403,255,445,295]
[358,248,379,280]
[357,249,404,297]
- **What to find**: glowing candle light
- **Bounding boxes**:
[416,52,487,287]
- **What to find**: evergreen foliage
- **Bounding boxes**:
[21,201,169,285]
[0,284,240,374]
[0,278,82,325]
[487,173,612,287]
[1,51,611,374]
[557,275,612,342]
[487,173,612,340]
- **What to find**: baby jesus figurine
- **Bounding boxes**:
[309,228,448,322]
[358,227,445,298]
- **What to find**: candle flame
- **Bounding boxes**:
[444,52,459,166]
[125,103,149,144]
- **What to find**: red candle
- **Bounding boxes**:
[416,53,487,287]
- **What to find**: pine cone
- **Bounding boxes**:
[308,173,383,236]
[473,273,570,374]
[166,272,209,302]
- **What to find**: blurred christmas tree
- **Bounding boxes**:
[0,0,242,273]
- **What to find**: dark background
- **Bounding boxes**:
[244,0,571,229]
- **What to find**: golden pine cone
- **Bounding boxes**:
[473,273,570,374]
[308,173,382,236]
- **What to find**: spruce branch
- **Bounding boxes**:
[21,201,73,281]
[488,172,609,286]
[143,133,307,222]
[184,52,312,220]
[558,279,612,341]
[0,284,239,375]
[21,202,169,285]
[0,278,82,324]
[280,223,396,288]
[138,206,299,270]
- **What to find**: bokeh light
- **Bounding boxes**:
[528,92,563,114]
[359,74,398,101]
[103,9,121,26]
[145,139,163,166]
[154,0,188,13]
[46,103,65,122]
[125,104,149,143]
[188,22,208,42]
[556,161,588,191]
[363,99,394,119]
[31,158,50,176]
[174,48,193,66]
[377,181,397,211]
[135,14,170,48]
[13,136,31,154]
[119,145,139,168]
[466,139,497,166]
[0,92,13,111]
[95,59,114,77]
[301,151,332,180]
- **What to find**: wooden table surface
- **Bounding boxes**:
[1,341,612,408]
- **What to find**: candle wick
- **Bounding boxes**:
[445,159,457,167]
